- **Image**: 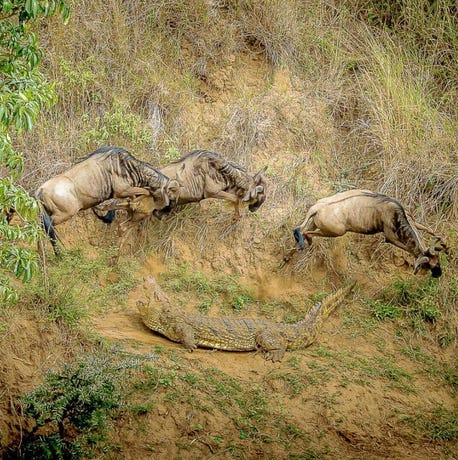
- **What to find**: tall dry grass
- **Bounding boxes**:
[17,0,457,250]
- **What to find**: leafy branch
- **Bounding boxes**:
[0,0,69,305]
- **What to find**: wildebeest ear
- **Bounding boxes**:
[253,165,268,184]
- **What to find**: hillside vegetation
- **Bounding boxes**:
[1,1,457,459]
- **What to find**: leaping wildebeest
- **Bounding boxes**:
[35,146,180,254]
[96,149,267,222]
[292,189,447,277]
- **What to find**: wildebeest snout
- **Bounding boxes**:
[249,191,266,212]
[431,265,442,278]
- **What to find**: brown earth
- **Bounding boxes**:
[1,211,456,459]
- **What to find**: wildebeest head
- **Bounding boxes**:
[413,241,445,278]
[151,178,181,210]
[244,166,267,212]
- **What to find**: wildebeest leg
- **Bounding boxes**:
[206,190,240,219]
[116,186,150,198]
[40,211,61,255]
[95,197,132,213]
[107,215,134,265]
[301,229,333,246]
[410,220,437,236]
[405,213,438,238]
[293,219,319,250]
[384,237,411,254]
[233,199,242,221]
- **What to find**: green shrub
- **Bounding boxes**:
[81,103,153,148]
[14,351,143,459]
[371,301,402,320]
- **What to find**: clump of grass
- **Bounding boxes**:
[20,247,138,327]
[401,405,458,442]
[160,264,256,314]
[366,277,452,342]
[80,103,154,150]
[216,95,274,162]
[231,0,305,67]
[370,300,403,321]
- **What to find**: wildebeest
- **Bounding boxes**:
[35,146,180,254]
[96,149,267,223]
[292,189,447,277]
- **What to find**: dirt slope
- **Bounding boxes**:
[1,46,456,460]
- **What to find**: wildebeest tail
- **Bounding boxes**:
[36,191,61,253]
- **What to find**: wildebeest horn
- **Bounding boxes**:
[253,165,268,184]
[254,185,264,194]
[243,185,264,202]
[413,255,430,274]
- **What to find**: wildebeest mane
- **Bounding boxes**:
[359,191,422,249]
[76,146,167,184]
[77,146,134,163]
[169,149,252,189]
[169,150,248,171]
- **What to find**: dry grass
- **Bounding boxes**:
[16,0,456,282]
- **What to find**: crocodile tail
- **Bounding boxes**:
[319,282,356,319]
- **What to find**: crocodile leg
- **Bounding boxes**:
[180,324,197,352]
[256,329,287,362]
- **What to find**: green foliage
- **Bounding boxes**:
[401,405,458,441]
[81,103,153,148]
[161,264,256,314]
[369,278,443,334]
[24,355,120,429]
[16,351,142,459]
[15,433,82,460]
[0,0,69,306]
[370,300,402,320]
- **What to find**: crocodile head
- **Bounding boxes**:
[137,300,162,329]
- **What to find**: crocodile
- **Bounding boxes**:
[138,276,354,362]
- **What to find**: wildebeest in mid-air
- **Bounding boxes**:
[35,146,180,254]
[292,189,448,277]
[95,149,267,225]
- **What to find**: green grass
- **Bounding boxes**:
[364,277,451,342]
[21,248,139,326]
[401,345,458,392]
[160,264,257,314]
[401,405,458,442]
